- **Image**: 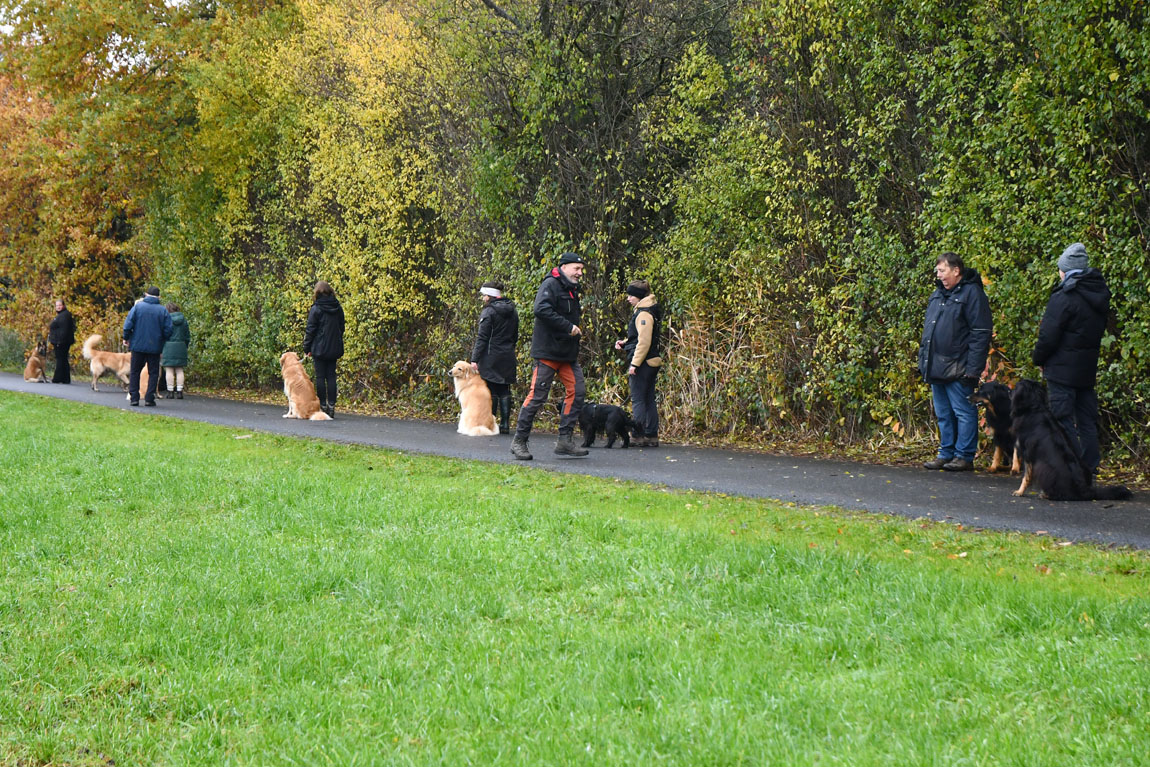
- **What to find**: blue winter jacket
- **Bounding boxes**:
[123,295,174,354]
[917,269,993,384]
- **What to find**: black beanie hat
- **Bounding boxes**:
[557,252,585,266]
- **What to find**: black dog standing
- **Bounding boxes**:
[579,403,636,448]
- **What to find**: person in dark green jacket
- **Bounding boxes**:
[161,303,191,399]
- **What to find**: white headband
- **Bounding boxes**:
[480,287,502,298]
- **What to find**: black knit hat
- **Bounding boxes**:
[625,280,650,299]
[145,286,160,296]
[557,252,585,266]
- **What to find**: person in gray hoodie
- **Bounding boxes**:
[1031,243,1112,476]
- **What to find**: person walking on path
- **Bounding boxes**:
[511,252,589,460]
[48,299,75,384]
[123,286,173,406]
[470,280,519,435]
[1031,242,1112,477]
[918,252,993,472]
[161,303,191,399]
[303,280,345,419]
[614,280,663,447]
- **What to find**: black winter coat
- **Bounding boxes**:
[1031,268,1111,388]
[49,309,75,347]
[918,268,993,384]
[303,294,345,360]
[530,268,582,362]
[470,297,519,385]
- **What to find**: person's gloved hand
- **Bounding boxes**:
[962,376,980,389]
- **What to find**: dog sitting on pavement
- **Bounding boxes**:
[1010,378,1130,501]
[279,351,332,421]
[447,361,499,436]
[969,380,1019,474]
[23,340,48,382]
[578,402,635,448]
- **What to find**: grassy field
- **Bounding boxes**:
[1,392,1148,766]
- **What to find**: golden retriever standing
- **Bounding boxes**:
[279,352,332,421]
[448,360,498,436]
[23,340,48,382]
[82,334,132,391]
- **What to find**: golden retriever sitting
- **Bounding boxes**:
[82,334,131,391]
[23,340,48,382]
[448,360,498,436]
[279,352,332,421]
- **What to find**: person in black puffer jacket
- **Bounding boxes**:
[48,298,76,384]
[303,280,345,418]
[1031,243,1112,475]
[470,280,519,434]
[917,252,993,472]
[511,252,590,460]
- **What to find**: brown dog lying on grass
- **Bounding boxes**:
[279,352,332,421]
[23,340,48,382]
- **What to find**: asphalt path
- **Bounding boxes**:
[4,372,1148,549]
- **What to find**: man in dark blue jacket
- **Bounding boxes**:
[918,252,993,471]
[123,286,174,406]
[511,252,589,460]
[1032,243,1112,476]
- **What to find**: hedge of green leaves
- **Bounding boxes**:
[2,0,1147,454]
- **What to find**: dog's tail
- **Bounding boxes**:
[308,411,332,421]
[82,334,102,359]
[1092,484,1133,501]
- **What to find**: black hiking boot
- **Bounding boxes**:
[554,432,589,457]
[510,436,533,460]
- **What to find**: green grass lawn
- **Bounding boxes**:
[1,392,1148,766]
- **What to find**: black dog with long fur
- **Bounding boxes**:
[1010,379,1131,501]
[970,381,1018,473]
[578,403,635,448]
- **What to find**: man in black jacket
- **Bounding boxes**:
[511,252,589,460]
[1032,243,1112,476]
[917,252,993,472]
[48,299,76,384]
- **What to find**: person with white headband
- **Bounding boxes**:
[469,280,519,434]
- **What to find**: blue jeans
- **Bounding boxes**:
[931,379,978,461]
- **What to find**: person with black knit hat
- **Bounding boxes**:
[510,252,589,460]
[470,280,519,434]
[1031,242,1113,476]
[614,279,663,446]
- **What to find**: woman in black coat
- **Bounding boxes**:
[469,280,519,434]
[48,299,76,384]
[303,280,345,418]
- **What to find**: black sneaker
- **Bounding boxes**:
[144,400,156,407]
[130,400,139,407]
[942,458,974,472]
[923,458,949,470]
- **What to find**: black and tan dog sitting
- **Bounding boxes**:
[969,381,1019,474]
[578,403,635,448]
[1010,379,1131,501]
[23,340,48,382]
